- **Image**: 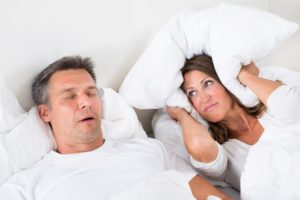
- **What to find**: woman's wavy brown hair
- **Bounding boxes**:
[181,54,266,144]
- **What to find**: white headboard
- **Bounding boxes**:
[1,0,299,133]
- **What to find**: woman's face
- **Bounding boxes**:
[183,70,233,123]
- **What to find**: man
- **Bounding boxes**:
[0,56,230,200]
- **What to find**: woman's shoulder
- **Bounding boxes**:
[222,139,251,152]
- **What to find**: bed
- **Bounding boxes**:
[1,1,300,200]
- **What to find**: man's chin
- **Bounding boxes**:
[77,133,101,143]
[76,127,101,138]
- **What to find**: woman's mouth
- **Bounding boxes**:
[204,103,218,112]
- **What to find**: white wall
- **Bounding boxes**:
[0,0,299,133]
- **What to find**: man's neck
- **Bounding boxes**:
[56,138,105,154]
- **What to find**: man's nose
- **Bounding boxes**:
[78,94,91,109]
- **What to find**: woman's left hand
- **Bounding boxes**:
[238,61,259,84]
[237,61,282,105]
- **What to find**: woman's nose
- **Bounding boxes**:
[199,92,210,103]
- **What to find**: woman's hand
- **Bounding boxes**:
[237,61,282,105]
[167,105,217,163]
[166,106,188,122]
[238,61,259,84]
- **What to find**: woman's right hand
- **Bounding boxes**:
[167,106,218,163]
[166,106,188,122]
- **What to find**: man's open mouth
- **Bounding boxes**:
[80,117,95,122]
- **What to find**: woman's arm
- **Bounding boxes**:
[237,62,282,105]
[189,175,232,200]
[166,106,218,163]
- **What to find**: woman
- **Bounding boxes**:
[165,54,299,191]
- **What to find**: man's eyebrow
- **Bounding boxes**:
[59,88,76,95]
[86,86,98,90]
[59,86,98,95]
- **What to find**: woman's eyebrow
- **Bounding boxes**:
[200,76,210,84]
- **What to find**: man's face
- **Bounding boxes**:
[39,69,103,153]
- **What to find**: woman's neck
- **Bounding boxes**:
[220,104,263,144]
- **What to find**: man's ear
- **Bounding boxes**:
[38,104,50,123]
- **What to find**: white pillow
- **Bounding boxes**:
[166,88,208,127]
[119,7,215,109]
[101,88,147,140]
[0,107,55,185]
[0,74,26,133]
[208,3,298,106]
[119,3,298,109]
[0,72,55,184]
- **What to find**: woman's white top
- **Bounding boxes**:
[191,84,300,190]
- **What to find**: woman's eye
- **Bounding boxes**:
[204,80,213,87]
[187,90,198,98]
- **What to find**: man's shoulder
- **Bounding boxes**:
[107,138,166,157]
[112,137,163,147]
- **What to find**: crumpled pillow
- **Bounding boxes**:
[119,3,298,109]
[101,88,147,140]
[208,4,298,106]
[166,88,208,128]
[119,6,215,109]
[0,107,55,185]
[0,74,26,134]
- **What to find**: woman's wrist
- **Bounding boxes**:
[238,70,258,86]
[238,62,259,85]
[176,109,189,122]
